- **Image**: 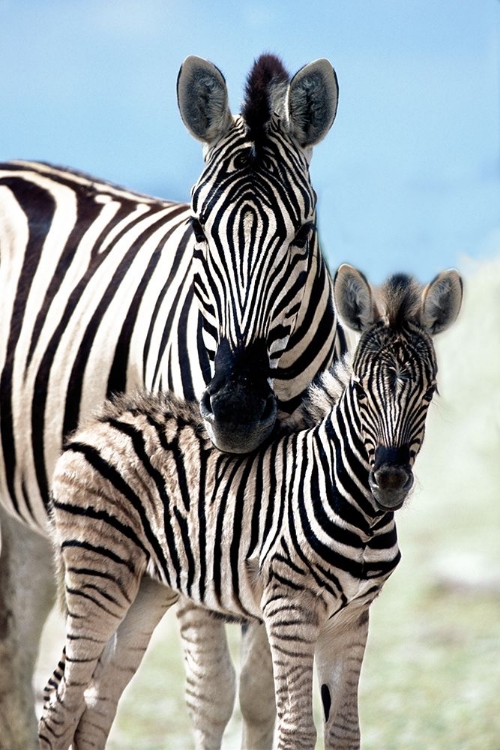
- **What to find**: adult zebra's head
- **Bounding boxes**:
[177,54,339,453]
[334,264,463,511]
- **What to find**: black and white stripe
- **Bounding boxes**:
[0,54,345,750]
[39,264,462,750]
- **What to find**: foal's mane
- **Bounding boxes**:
[378,274,422,330]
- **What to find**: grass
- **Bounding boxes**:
[35,256,500,748]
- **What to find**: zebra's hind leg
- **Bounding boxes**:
[72,576,178,748]
[0,507,57,750]
[239,621,276,750]
[39,551,145,749]
[176,600,236,750]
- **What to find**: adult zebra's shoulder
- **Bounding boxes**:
[39,264,463,750]
[0,54,345,749]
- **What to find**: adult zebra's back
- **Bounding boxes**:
[0,161,199,529]
[0,161,201,748]
[0,53,345,749]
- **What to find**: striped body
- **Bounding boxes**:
[0,54,345,750]
[39,265,463,749]
[0,158,339,531]
[51,385,400,619]
[0,161,197,530]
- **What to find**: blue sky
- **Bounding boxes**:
[1,0,499,283]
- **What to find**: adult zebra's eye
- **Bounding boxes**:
[353,377,366,398]
[234,152,248,169]
[190,217,206,243]
[293,222,315,248]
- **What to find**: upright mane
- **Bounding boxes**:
[378,274,423,330]
[241,54,290,140]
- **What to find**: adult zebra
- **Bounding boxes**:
[0,54,345,749]
[39,264,463,750]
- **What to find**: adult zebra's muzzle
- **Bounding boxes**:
[369,445,414,511]
[200,338,277,454]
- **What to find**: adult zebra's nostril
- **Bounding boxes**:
[200,390,214,421]
[262,393,276,422]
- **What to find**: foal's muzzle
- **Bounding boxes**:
[369,445,414,511]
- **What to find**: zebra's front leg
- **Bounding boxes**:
[239,621,276,750]
[176,600,236,750]
[263,587,321,750]
[315,607,370,750]
[72,576,178,748]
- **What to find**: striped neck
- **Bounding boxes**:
[323,381,387,527]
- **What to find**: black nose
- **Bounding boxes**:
[369,445,413,510]
[200,338,277,453]
[200,385,276,453]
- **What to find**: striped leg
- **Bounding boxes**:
[0,508,56,750]
[39,553,144,749]
[315,608,370,750]
[39,625,109,750]
[239,622,276,750]
[263,588,320,750]
[176,601,236,750]
[72,576,178,748]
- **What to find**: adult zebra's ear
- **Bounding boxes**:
[177,56,233,146]
[333,264,377,333]
[286,58,339,148]
[421,269,463,334]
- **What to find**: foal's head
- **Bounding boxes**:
[334,264,463,511]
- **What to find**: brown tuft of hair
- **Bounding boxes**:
[378,274,422,329]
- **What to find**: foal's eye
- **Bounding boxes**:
[423,384,438,402]
[293,222,315,248]
[190,217,206,244]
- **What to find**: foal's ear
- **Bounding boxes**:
[421,269,463,334]
[177,56,233,146]
[286,58,339,148]
[334,264,376,332]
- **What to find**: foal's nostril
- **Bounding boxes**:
[369,463,414,511]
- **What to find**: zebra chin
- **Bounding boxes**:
[200,387,277,453]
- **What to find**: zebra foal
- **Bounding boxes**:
[39,264,462,750]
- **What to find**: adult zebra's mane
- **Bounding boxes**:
[241,53,290,141]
